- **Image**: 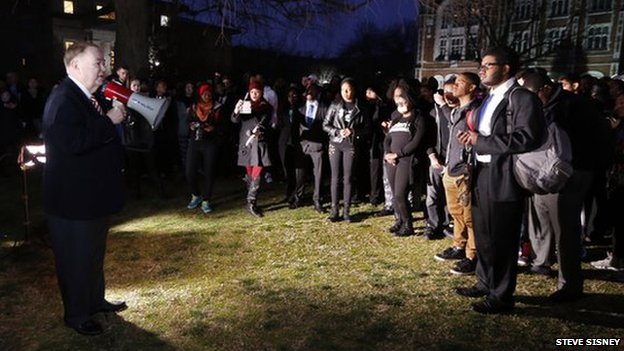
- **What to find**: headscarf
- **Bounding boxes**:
[195,83,214,122]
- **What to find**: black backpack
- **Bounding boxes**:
[506,87,574,194]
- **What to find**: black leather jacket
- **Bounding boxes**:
[322,99,370,144]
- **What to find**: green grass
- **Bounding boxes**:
[1,169,623,351]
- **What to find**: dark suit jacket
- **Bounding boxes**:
[42,77,125,220]
[473,83,545,202]
[298,102,328,153]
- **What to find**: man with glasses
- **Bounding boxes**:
[456,47,545,314]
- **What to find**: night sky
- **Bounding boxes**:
[185,0,419,58]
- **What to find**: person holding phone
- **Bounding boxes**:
[232,80,272,217]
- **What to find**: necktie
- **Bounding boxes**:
[90,96,104,115]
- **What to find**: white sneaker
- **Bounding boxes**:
[590,253,624,271]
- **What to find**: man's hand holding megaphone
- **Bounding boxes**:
[106,104,127,125]
[103,81,170,130]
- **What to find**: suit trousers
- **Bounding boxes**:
[528,170,592,293]
[48,215,110,327]
[294,147,323,202]
[443,172,476,259]
[472,164,523,306]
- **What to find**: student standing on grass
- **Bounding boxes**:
[232,80,273,217]
[323,78,370,222]
[456,46,544,314]
[434,72,481,276]
[185,83,222,214]
[42,42,128,336]
[384,83,435,237]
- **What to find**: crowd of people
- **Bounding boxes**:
[1,43,623,333]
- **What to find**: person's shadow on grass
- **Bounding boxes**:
[515,293,624,329]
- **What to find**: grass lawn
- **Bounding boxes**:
[1,168,623,351]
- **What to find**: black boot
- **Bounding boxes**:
[247,201,263,217]
[343,204,351,223]
[395,216,414,237]
[246,177,263,217]
[388,213,402,233]
[327,205,340,222]
[313,200,324,213]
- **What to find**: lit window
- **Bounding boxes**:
[63,1,74,14]
[160,15,169,27]
[64,40,75,50]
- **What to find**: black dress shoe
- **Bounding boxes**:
[455,285,488,298]
[375,208,394,217]
[98,300,128,313]
[71,319,103,336]
[314,201,324,213]
[549,289,584,303]
[471,299,513,314]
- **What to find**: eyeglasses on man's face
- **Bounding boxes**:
[478,62,502,71]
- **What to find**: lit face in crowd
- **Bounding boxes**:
[393,87,411,116]
[453,75,476,99]
[130,79,141,93]
[200,89,212,103]
[184,83,194,97]
[116,67,129,83]
[70,46,106,93]
[479,55,507,87]
[287,89,299,107]
[249,88,263,102]
[341,81,354,103]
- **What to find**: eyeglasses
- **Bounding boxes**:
[479,62,501,71]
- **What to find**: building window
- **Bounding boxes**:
[450,38,464,60]
[437,39,448,60]
[589,0,612,12]
[63,1,74,14]
[586,26,610,50]
[515,0,533,21]
[550,0,569,17]
[160,15,170,27]
[521,32,530,53]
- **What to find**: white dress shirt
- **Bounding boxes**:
[476,77,516,163]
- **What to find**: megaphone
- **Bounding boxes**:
[103,81,170,130]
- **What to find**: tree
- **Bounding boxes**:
[112,0,150,77]
[338,20,418,81]
[110,0,373,78]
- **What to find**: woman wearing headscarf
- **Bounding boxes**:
[323,78,370,222]
[186,83,222,213]
[232,80,273,217]
[384,83,435,236]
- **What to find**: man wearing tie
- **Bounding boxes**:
[43,42,128,335]
[292,84,328,212]
[456,47,544,314]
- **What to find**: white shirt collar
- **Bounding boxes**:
[490,77,516,96]
[68,75,93,99]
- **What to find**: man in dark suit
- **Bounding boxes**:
[291,84,328,212]
[456,47,545,314]
[43,42,128,335]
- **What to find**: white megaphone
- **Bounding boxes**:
[103,81,170,130]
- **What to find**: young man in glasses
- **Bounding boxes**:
[456,47,545,314]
